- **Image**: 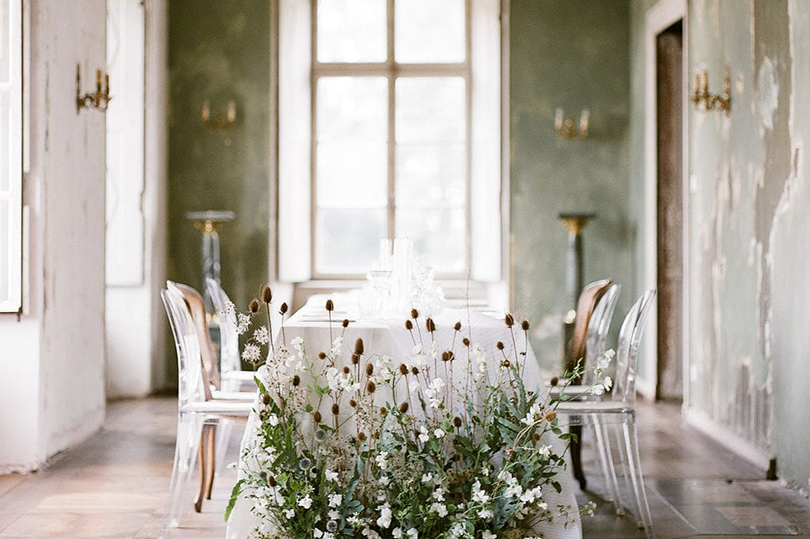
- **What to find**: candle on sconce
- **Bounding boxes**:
[201,100,211,123]
[96,69,102,92]
[554,108,564,131]
[579,109,590,134]
[227,100,236,124]
[105,73,110,93]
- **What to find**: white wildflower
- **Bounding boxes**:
[472,480,490,504]
[379,475,390,486]
[432,487,445,501]
[434,428,446,439]
[267,414,280,427]
[236,313,252,335]
[406,528,418,539]
[283,508,295,518]
[329,493,342,508]
[478,508,493,520]
[325,469,339,482]
[328,509,340,520]
[242,343,262,363]
[538,444,552,458]
[418,426,430,444]
[253,325,270,345]
[421,473,433,484]
[375,452,389,470]
[429,502,448,517]
[482,531,496,539]
[376,503,392,529]
[298,494,313,509]
[392,528,403,539]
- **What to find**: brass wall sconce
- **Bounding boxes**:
[555,108,590,140]
[201,100,237,131]
[76,64,111,113]
[690,66,731,115]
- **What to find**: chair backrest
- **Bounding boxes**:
[161,287,207,408]
[582,283,621,384]
[170,281,221,394]
[206,277,240,375]
[614,289,657,404]
[566,279,612,373]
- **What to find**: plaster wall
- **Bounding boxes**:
[509,0,633,370]
[630,0,810,486]
[0,0,107,470]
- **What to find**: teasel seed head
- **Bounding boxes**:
[357,431,367,442]
[261,285,272,304]
[249,299,260,314]
[268,475,277,487]
[399,402,409,413]
[399,364,409,375]
[325,299,334,312]
[318,351,327,360]
[545,411,557,421]
[453,416,463,428]
[521,319,530,331]
[261,393,271,405]
[426,318,436,332]
[331,403,340,415]
[349,399,357,408]
[379,406,387,415]
[550,376,559,387]
[454,321,462,331]
[405,319,413,330]
[411,366,419,375]
[496,341,505,351]
[292,375,300,386]
[280,302,289,315]
[504,313,514,327]
[342,366,351,374]
[342,318,350,328]
[365,363,374,376]
[441,351,451,362]
[532,432,542,442]
[411,308,419,319]
[462,337,470,347]
[501,359,511,368]
[351,353,360,365]
[354,338,364,355]
[366,381,376,394]
[313,411,322,423]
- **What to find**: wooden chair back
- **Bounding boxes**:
[172,281,221,395]
[565,278,612,374]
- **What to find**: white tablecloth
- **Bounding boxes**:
[226,299,581,539]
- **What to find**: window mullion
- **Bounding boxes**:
[387,0,396,241]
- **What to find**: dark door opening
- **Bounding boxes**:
[655,20,684,402]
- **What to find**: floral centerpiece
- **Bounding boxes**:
[226,287,607,539]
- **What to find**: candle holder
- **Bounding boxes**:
[186,210,235,314]
[202,100,237,131]
[76,64,112,113]
[555,108,590,140]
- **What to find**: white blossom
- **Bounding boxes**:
[242,343,262,364]
[472,480,490,504]
[325,469,339,482]
[253,326,270,345]
[236,313,252,335]
[482,531,496,539]
[538,444,552,458]
[429,502,448,517]
[376,503,392,529]
[434,428,446,439]
[328,493,342,508]
[298,494,313,509]
[478,508,493,520]
[406,528,418,539]
[392,528,403,539]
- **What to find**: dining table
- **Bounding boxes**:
[225,292,582,539]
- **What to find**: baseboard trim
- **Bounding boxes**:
[635,376,657,400]
[684,407,772,472]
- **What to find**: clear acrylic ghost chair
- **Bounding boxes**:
[555,290,657,538]
[160,287,253,539]
[206,277,257,391]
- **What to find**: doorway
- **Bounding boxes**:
[654,20,684,402]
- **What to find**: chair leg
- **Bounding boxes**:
[194,424,212,513]
[599,419,626,516]
[622,420,655,538]
[215,419,234,474]
[592,416,618,506]
[570,424,587,490]
[160,413,203,538]
[205,423,217,500]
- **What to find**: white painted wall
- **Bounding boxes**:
[0,0,107,472]
[104,0,168,398]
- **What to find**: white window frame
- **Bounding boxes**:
[0,0,23,313]
[278,0,503,285]
[310,0,471,279]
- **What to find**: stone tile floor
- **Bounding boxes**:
[0,397,807,538]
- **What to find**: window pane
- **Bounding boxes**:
[317,0,386,63]
[317,208,386,273]
[318,142,387,208]
[396,143,465,208]
[396,77,465,143]
[0,0,8,81]
[395,0,465,63]
[396,208,465,273]
[317,77,388,142]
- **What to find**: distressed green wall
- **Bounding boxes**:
[510,0,633,370]
[168,0,271,318]
[630,0,810,487]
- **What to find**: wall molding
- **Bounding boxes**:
[685,407,772,472]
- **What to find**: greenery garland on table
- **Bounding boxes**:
[225,287,611,539]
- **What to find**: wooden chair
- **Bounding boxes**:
[564,278,612,490]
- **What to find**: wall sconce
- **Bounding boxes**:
[555,108,590,140]
[690,66,731,115]
[76,64,111,113]
[202,100,237,131]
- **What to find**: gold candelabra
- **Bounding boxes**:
[76,64,111,113]
[690,66,731,115]
[555,108,590,140]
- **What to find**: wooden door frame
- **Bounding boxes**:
[640,0,688,405]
